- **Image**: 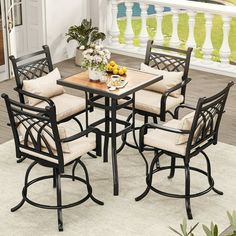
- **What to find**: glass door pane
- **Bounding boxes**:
[14,0,22,26]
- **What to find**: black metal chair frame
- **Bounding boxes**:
[2,94,103,231]
[9,45,92,162]
[135,81,234,219]
[117,40,193,153]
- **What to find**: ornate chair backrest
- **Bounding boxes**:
[144,40,193,97]
[186,82,234,155]
[2,94,64,170]
[9,45,53,103]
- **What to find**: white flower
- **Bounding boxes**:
[82,46,111,70]
[99,51,105,56]
[95,45,101,50]
[79,45,85,50]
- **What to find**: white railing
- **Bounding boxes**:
[99,0,236,77]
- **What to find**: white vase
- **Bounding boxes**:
[88,68,102,81]
[75,48,84,66]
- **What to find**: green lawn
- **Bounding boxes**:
[225,0,236,4]
[117,14,236,62]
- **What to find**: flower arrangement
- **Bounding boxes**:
[82,45,111,71]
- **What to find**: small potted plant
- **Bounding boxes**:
[66,19,106,66]
[82,45,111,81]
[169,211,236,236]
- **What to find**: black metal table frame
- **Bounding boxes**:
[85,93,135,196]
[58,72,163,196]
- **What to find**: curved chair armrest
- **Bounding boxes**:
[144,123,190,134]
[139,122,190,152]
[61,127,100,143]
[163,77,192,98]
[174,103,197,119]
[160,78,192,121]
[14,88,54,107]
[61,127,101,156]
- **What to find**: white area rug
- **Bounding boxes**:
[0,110,236,235]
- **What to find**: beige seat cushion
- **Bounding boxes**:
[118,90,184,115]
[23,68,65,106]
[20,135,96,165]
[144,119,187,156]
[35,93,85,122]
[140,63,183,98]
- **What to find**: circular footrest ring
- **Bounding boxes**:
[22,174,92,210]
[147,165,215,199]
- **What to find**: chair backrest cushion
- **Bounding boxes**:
[23,68,65,106]
[176,111,212,145]
[140,63,183,98]
[18,123,70,153]
[176,112,195,144]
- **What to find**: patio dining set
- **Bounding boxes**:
[1,40,234,231]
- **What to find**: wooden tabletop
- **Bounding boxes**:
[58,68,163,99]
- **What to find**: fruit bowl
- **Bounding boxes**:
[106,60,127,76]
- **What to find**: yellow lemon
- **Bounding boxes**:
[119,69,125,76]
[122,67,127,73]
[108,65,114,71]
[110,60,116,66]
[113,65,119,70]
[113,69,119,75]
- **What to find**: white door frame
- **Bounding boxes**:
[0,0,10,81]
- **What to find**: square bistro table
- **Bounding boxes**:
[58,68,163,196]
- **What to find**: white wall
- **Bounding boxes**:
[45,0,88,63]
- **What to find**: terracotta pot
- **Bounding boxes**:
[75,48,84,66]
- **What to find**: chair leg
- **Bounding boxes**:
[72,159,79,181]
[17,156,26,163]
[185,162,193,220]
[116,113,133,154]
[153,116,158,124]
[135,152,162,201]
[87,152,97,159]
[73,117,84,132]
[55,171,63,232]
[168,156,176,179]
[201,150,223,195]
[53,168,57,188]
[152,116,159,169]
[135,177,151,202]
[154,149,160,169]
[116,132,127,154]
[11,161,37,212]
[77,159,104,205]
